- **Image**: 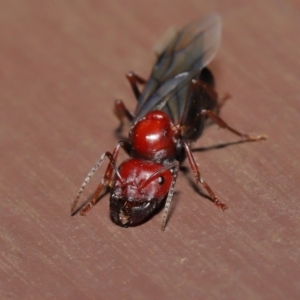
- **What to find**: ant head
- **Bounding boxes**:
[109,158,173,227]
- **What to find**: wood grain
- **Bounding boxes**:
[1,1,300,299]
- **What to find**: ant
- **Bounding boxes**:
[71,14,266,230]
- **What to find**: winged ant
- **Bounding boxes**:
[71,14,266,230]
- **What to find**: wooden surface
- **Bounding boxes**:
[1,1,300,299]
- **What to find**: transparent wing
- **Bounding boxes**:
[134,14,222,123]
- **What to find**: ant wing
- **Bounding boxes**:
[134,14,221,123]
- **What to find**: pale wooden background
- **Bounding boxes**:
[1,1,300,299]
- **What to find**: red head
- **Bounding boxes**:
[110,158,173,227]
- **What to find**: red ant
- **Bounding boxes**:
[71,14,266,230]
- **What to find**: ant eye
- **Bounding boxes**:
[158,176,164,185]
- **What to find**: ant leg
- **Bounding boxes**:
[192,78,230,115]
[215,92,231,115]
[115,72,146,125]
[79,152,117,215]
[201,109,267,141]
[70,151,115,215]
[192,79,264,138]
[183,141,228,211]
[114,99,134,123]
[71,141,130,215]
[126,71,147,100]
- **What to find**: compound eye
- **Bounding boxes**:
[157,176,165,185]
